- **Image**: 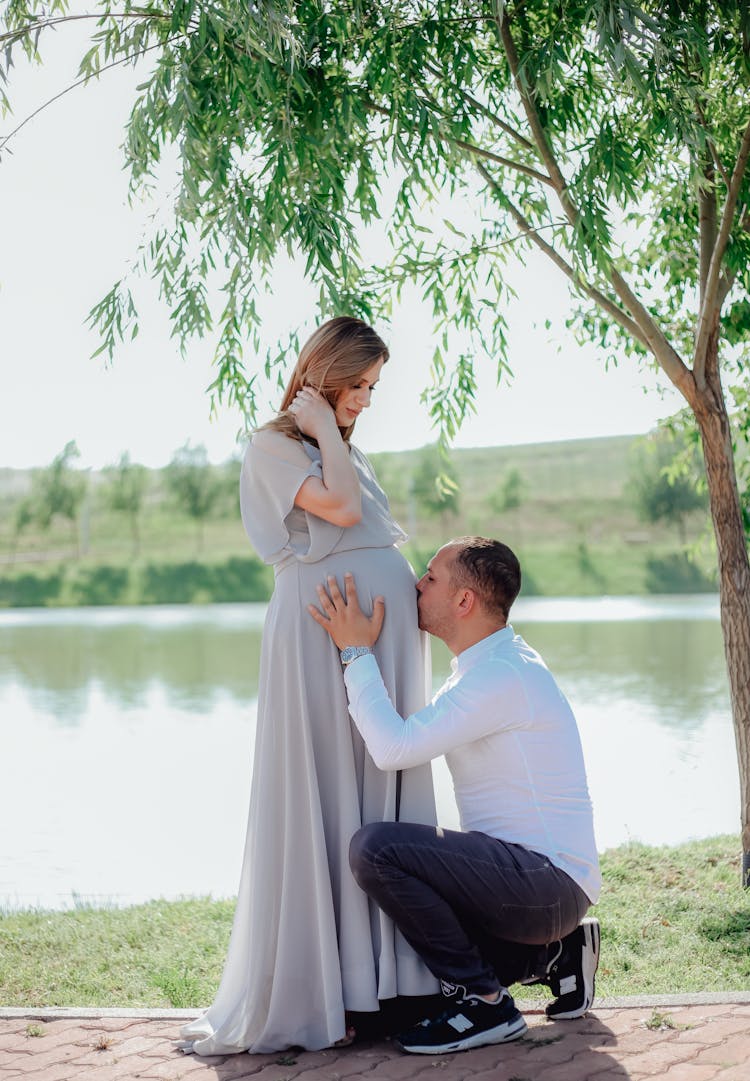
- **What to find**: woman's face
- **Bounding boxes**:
[333,356,385,428]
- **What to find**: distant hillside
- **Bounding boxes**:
[0,434,717,605]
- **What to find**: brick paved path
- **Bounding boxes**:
[1,997,749,1080]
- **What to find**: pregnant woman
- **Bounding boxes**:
[180,316,438,1054]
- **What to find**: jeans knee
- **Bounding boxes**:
[349,822,392,888]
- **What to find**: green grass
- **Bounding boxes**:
[593,835,750,996]
[1,836,747,1009]
[0,897,235,1009]
[0,435,718,605]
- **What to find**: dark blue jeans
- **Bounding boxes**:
[350,821,591,996]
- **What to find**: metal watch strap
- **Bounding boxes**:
[340,645,374,666]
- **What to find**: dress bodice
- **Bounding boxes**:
[240,430,406,568]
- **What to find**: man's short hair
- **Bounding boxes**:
[448,537,521,622]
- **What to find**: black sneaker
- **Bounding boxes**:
[545,917,600,1019]
[393,992,527,1054]
[439,978,467,1000]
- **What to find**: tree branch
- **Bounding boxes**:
[0,38,175,155]
[494,11,578,228]
[475,161,650,348]
[694,97,732,192]
[717,207,749,307]
[493,10,692,394]
[421,57,535,151]
[694,113,750,385]
[367,75,552,190]
[452,137,552,185]
[699,156,717,304]
[0,10,170,48]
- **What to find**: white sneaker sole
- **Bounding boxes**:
[395,1013,528,1054]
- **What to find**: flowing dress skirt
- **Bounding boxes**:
[180,545,438,1054]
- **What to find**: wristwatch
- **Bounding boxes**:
[340,645,374,666]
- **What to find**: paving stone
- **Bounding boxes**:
[671,1006,739,1021]
[14,1027,90,1055]
[372,1060,474,1081]
[590,1012,642,1037]
[103,1035,167,1058]
[7,1047,81,1073]
[472,1058,546,1081]
[588,1072,636,1081]
[17,1066,80,1081]
[547,1018,622,1047]
[617,1042,710,1075]
[68,1047,114,1065]
[671,1017,750,1044]
[96,1055,195,1081]
[613,1026,679,1054]
[534,1051,625,1081]
[108,1021,174,1041]
[75,1067,152,1081]
[659,1064,727,1081]
[356,1055,421,1079]
[527,1030,605,1058]
[691,1032,750,1067]
[2,1003,750,1081]
[172,1060,251,1081]
[707,1071,750,1081]
[0,1038,31,1054]
[0,1022,31,1033]
[0,1049,35,1069]
[236,1055,332,1080]
[78,1017,140,1033]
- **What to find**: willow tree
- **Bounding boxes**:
[3,0,750,873]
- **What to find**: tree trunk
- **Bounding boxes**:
[692,365,750,884]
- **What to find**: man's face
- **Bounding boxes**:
[416,545,462,640]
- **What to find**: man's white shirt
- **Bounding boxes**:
[344,625,601,903]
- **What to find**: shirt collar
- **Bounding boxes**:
[450,625,515,675]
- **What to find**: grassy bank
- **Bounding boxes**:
[1,836,747,1009]
[0,435,718,606]
[0,541,716,608]
[0,556,273,608]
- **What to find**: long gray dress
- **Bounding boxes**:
[180,429,438,1054]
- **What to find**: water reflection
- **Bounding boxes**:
[0,605,266,723]
[0,595,737,910]
[0,596,724,731]
[515,619,726,733]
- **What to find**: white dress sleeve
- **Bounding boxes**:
[239,429,344,565]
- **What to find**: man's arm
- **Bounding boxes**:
[309,575,519,770]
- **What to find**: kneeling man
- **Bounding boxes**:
[309,537,600,1055]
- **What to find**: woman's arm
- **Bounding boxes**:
[288,388,362,526]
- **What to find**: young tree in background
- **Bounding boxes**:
[629,433,708,546]
[30,441,88,557]
[493,468,524,516]
[489,467,525,546]
[4,2,750,876]
[103,452,148,558]
[10,496,34,561]
[411,444,461,530]
[165,444,221,553]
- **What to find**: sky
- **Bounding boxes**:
[0,17,686,472]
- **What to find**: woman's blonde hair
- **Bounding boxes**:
[262,316,389,442]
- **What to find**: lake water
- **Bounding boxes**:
[0,595,737,911]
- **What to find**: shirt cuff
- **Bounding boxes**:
[343,651,381,696]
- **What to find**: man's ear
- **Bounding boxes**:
[456,589,476,616]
